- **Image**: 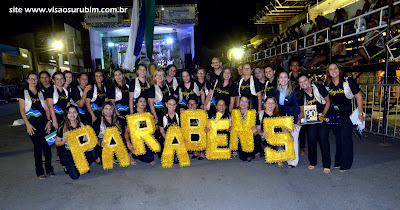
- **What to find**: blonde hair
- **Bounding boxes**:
[152,69,166,86]
[277,71,294,97]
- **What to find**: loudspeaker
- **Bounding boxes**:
[185,54,192,69]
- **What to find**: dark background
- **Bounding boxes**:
[1,0,262,68]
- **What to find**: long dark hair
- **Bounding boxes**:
[59,105,82,134]
[101,101,121,132]
[163,95,179,116]
[39,70,52,90]
[179,69,192,87]
[74,72,89,87]
[325,62,345,86]
[134,94,147,112]
[52,72,65,87]
[217,67,234,90]
[93,69,106,88]
[24,71,41,91]
[239,95,253,110]
[113,69,126,89]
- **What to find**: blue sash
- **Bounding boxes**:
[90,103,102,112]
[53,104,64,115]
[179,99,187,106]
[26,108,42,119]
[77,107,85,115]
[154,101,164,109]
[116,103,129,112]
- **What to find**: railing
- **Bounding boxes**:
[357,83,400,139]
[245,1,400,63]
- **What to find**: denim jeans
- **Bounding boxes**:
[306,123,331,168]
[132,144,155,163]
[63,150,98,180]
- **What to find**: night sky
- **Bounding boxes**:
[2,0,262,66]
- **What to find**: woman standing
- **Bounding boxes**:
[108,69,130,118]
[237,95,259,162]
[39,71,52,93]
[55,105,98,180]
[298,75,331,173]
[165,64,179,97]
[18,72,54,179]
[264,66,277,98]
[254,67,266,86]
[86,70,107,124]
[129,64,151,114]
[273,71,301,168]
[325,62,363,172]
[63,71,73,93]
[258,96,284,168]
[45,72,70,130]
[194,68,208,108]
[237,63,263,113]
[148,70,171,134]
[92,101,125,165]
[204,67,237,116]
[70,73,92,125]
[178,69,205,112]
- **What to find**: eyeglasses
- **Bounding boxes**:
[28,78,38,81]
[198,72,205,75]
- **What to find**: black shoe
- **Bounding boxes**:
[246,156,255,162]
[47,172,55,177]
[38,174,46,179]
[198,156,205,160]
[339,167,348,172]
[173,160,179,164]
[288,165,296,168]
[192,155,198,159]
[334,164,340,169]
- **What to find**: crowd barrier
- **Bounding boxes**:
[356,83,400,139]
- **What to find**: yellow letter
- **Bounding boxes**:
[126,113,161,155]
[263,116,294,163]
[65,125,97,174]
[181,109,207,151]
[230,109,256,152]
[206,118,231,160]
[161,126,190,168]
[102,127,130,169]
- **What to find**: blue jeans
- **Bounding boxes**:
[132,144,154,163]
[62,150,98,180]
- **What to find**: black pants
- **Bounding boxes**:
[299,126,307,149]
[306,123,331,168]
[238,136,256,161]
[29,123,53,176]
[332,116,354,170]
[132,144,155,163]
[63,150,98,180]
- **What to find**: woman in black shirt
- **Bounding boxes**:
[86,70,107,124]
[236,63,263,112]
[129,64,151,114]
[108,69,130,118]
[325,62,364,172]
[55,105,98,180]
[18,72,54,179]
[178,69,205,112]
[70,73,92,125]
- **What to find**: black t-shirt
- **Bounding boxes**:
[213,83,237,108]
[148,84,170,116]
[160,113,180,134]
[107,84,130,106]
[298,84,329,113]
[45,86,69,114]
[237,77,263,109]
[86,84,107,111]
[180,82,199,107]
[290,72,302,87]
[17,89,47,125]
[327,78,360,116]
[265,79,277,98]
[208,72,221,86]
[71,86,87,113]
[92,117,126,139]
[129,79,151,100]
[166,77,179,96]
[57,125,84,150]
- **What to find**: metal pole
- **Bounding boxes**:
[380,4,392,146]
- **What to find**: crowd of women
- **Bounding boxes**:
[18,57,364,180]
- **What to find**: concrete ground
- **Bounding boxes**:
[0,102,399,209]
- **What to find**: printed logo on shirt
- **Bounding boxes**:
[240,84,251,90]
[215,87,229,95]
[162,88,169,95]
[167,122,179,127]
[182,90,195,98]
[306,97,318,105]
[122,89,129,93]
[97,92,107,98]
[329,88,344,96]
[59,95,68,100]
[265,86,274,92]
[31,97,40,103]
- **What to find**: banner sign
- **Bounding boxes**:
[85,13,119,23]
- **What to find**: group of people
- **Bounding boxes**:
[18,57,364,180]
